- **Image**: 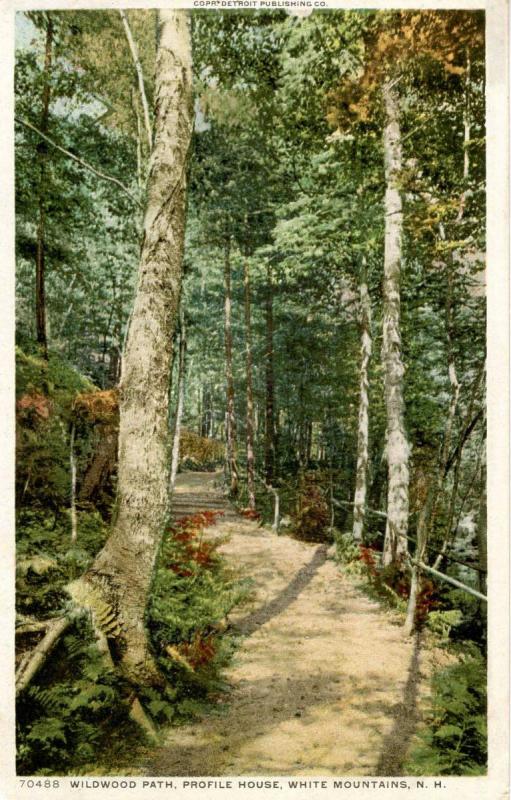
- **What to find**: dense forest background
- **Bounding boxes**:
[14,8,487,777]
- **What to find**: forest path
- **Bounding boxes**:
[147,471,432,777]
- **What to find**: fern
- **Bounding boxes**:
[16,617,135,775]
[406,650,487,775]
[28,685,70,715]
[27,717,67,747]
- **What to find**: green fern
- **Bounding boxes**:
[406,650,487,775]
[27,717,67,747]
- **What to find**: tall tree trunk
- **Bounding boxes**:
[78,424,118,505]
[264,262,275,483]
[197,384,202,435]
[352,260,372,542]
[67,10,193,687]
[132,85,144,190]
[244,259,256,510]
[223,239,239,496]
[201,386,211,437]
[69,423,78,544]
[476,462,487,598]
[381,77,410,567]
[120,10,152,151]
[35,14,53,359]
[170,309,186,492]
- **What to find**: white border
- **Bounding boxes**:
[0,2,508,799]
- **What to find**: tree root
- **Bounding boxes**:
[15,616,71,696]
[129,695,160,742]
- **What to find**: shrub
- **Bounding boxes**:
[16,617,139,776]
[179,429,224,471]
[406,649,487,775]
[292,474,330,541]
[146,511,249,722]
[16,348,97,513]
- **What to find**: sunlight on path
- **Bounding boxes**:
[146,472,433,777]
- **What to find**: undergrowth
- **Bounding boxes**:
[334,531,487,776]
[145,510,250,726]
[17,509,248,775]
[17,616,141,776]
[405,648,487,775]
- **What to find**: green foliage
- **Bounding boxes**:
[406,650,487,775]
[15,7,487,777]
[16,347,98,512]
[17,618,140,775]
[333,532,365,572]
[427,609,463,640]
[292,473,330,542]
[147,514,249,720]
[16,509,109,618]
[438,587,487,650]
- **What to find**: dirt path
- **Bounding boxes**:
[147,472,432,777]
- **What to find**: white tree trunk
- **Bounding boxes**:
[68,10,193,687]
[70,423,78,544]
[352,263,372,542]
[381,77,410,567]
[224,239,239,496]
[120,10,152,151]
[244,259,256,510]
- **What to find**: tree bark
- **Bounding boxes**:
[70,423,78,544]
[16,617,71,696]
[476,462,487,598]
[132,85,144,190]
[264,262,276,483]
[381,77,410,567]
[67,9,193,688]
[223,239,239,496]
[35,15,53,359]
[170,309,186,491]
[244,259,256,510]
[352,260,372,542]
[79,424,118,504]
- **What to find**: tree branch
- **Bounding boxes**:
[15,116,143,208]
[444,408,484,476]
[119,10,152,151]
[16,616,71,696]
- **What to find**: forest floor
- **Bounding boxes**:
[144,471,444,777]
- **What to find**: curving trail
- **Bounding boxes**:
[146,472,436,777]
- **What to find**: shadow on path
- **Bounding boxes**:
[234,545,328,637]
[375,631,423,775]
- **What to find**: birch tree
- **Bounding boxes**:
[68,9,193,687]
[381,75,410,567]
[119,10,152,151]
[265,262,276,484]
[223,238,239,496]
[35,14,54,359]
[244,257,256,509]
[352,259,372,542]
